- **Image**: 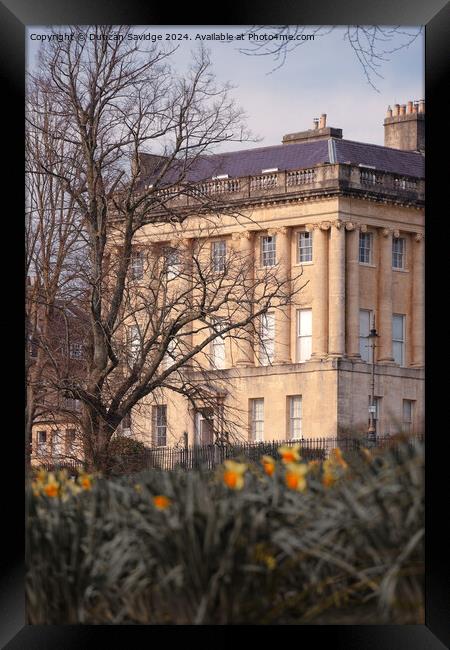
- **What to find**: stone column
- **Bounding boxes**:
[328,220,346,357]
[273,226,291,364]
[233,231,255,366]
[345,223,360,358]
[378,227,395,363]
[311,222,329,358]
[411,233,425,367]
[179,237,193,365]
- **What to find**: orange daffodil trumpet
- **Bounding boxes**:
[223,460,247,490]
[43,472,59,498]
[278,444,301,464]
[285,463,308,491]
[261,455,276,476]
[153,495,171,510]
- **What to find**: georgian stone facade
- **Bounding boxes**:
[126,104,425,446]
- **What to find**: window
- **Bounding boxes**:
[261,235,276,267]
[69,343,83,359]
[250,398,264,441]
[298,231,312,263]
[128,325,141,363]
[259,312,275,365]
[289,396,302,440]
[121,412,132,434]
[152,405,167,446]
[211,331,226,369]
[392,314,405,366]
[402,399,414,434]
[37,430,47,453]
[165,248,180,280]
[359,232,373,264]
[195,409,214,445]
[64,396,81,412]
[131,250,144,280]
[392,237,406,269]
[52,430,64,456]
[359,309,374,362]
[296,309,312,362]
[212,240,226,272]
[163,336,179,369]
[66,429,76,453]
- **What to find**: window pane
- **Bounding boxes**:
[403,400,412,422]
[299,309,312,336]
[392,314,404,341]
[393,341,403,366]
[298,232,312,263]
[261,236,276,267]
[359,232,372,264]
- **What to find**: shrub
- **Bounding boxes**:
[106,435,150,475]
[26,441,424,625]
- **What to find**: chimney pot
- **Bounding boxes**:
[400,104,406,115]
[407,101,413,114]
[386,106,393,118]
[394,104,400,116]
[418,99,425,114]
[313,118,319,130]
[319,113,327,129]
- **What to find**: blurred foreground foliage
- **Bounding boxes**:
[26,439,424,624]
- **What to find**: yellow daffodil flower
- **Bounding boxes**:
[261,455,276,476]
[223,460,247,490]
[285,462,308,491]
[330,448,348,469]
[43,473,59,497]
[278,444,302,464]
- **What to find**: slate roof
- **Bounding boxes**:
[141,138,424,187]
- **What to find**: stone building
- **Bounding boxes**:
[121,100,424,447]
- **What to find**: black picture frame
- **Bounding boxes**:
[2,0,449,646]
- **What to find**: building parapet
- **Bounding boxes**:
[141,163,424,216]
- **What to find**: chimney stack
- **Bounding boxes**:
[283,114,342,145]
[384,99,424,153]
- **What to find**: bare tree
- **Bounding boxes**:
[26,26,303,473]
[25,77,88,469]
[239,26,423,91]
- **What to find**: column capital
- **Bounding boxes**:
[332,220,344,230]
[381,227,392,237]
[232,230,252,241]
[360,224,368,233]
[319,221,331,231]
[305,223,315,232]
[393,229,400,239]
[344,221,356,231]
[414,232,424,242]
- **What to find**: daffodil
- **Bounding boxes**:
[223,460,247,490]
[134,483,142,493]
[261,455,276,476]
[330,448,348,469]
[285,462,308,491]
[278,444,302,464]
[77,473,93,491]
[43,473,59,498]
[153,495,171,510]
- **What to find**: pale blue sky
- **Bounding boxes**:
[26,25,424,150]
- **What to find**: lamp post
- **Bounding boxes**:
[367,317,379,445]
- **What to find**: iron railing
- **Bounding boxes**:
[35,434,424,475]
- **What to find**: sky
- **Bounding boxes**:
[26,25,424,151]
